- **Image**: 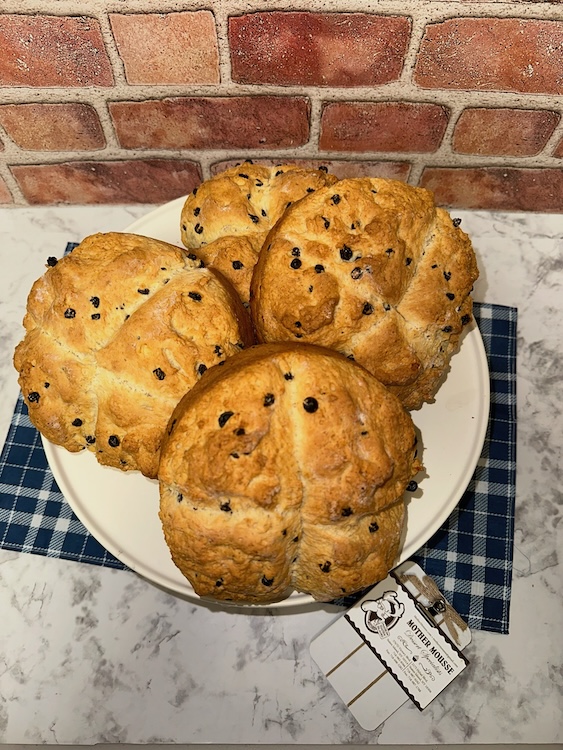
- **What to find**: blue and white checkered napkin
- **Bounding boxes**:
[413,303,517,633]
[0,290,516,633]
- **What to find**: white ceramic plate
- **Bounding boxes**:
[42,198,490,608]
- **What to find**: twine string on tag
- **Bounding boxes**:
[399,572,469,646]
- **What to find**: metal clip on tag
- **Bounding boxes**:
[427,598,447,617]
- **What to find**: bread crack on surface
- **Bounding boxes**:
[274,357,306,594]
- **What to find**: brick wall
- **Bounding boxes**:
[1,1,562,211]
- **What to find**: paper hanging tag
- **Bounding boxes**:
[310,561,471,731]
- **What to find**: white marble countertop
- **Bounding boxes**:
[0,204,561,745]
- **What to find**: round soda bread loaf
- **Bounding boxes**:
[14,232,255,479]
[250,178,479,410]
[180,163,338,304]
[158,343,422,604]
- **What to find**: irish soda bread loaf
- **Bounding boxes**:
[158,343,422,604]
[14,232,255,478]
[250,178,479,410]
[180,163,338,304]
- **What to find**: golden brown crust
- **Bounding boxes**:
[13,232,255,478]
[180,163,338,304]
[250,178,479,410]
[158,343,422,603]
[189,234,263,306]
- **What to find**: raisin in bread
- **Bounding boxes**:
[180,163,338,304]
[14,232,255,478]
[250,178,479,410]
[158,343,422,604]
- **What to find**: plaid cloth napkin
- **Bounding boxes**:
[413,302,517,633]
[0,283,517,632]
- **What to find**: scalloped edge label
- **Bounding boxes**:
[310,561,470,730]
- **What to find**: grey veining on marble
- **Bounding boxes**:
[0,206,562,744]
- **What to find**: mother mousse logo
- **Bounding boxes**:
[361,591,405,638]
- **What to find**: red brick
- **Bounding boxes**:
[0,103,105,151]
[414,18,563,95]
[0,175,12,203]
[420,167,563,212]
[314,160,411,181]
[320,101,449,153]
[453,108,560,156]
[11,160,202,205]
[0,15,113,87]
[213,158,410,182]
[229,12,410,86]
[110,97,310,150]
[110,12,219,85]
[553,137,563,159]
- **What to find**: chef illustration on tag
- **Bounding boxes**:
[361,590,405,638]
